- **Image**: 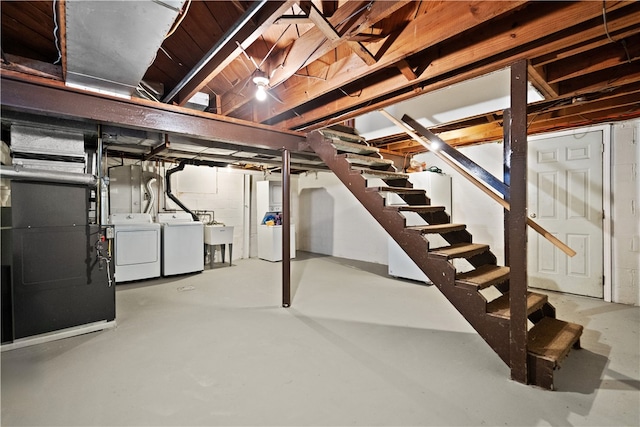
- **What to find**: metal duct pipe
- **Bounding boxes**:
[1,164,98,186]
[97,128,106,226]
[162,0,268,103]
[142,172,162,215]
[165,159,227,221]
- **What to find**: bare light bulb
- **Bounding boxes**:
[255,85,267,101]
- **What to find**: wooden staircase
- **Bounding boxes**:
[307,128,583,390]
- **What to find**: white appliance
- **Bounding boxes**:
[258,224,296,262]
[109,213,161,282]
[204,225,234,267]
[157,212,204,276]
[256,180,296,262]
[388,172,452,282]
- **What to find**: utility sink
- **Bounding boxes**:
[204,225,234,245]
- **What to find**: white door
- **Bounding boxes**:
[527,130,604,298]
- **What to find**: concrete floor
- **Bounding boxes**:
[1,252,639,426]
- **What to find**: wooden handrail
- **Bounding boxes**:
[379,109,576,257]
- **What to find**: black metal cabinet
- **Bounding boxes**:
[7,182,115,340]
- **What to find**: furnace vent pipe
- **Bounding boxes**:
[165,159,227,221]
[0,164,98,186]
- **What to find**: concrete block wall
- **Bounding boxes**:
[611,121,640,305]
[165,165,246,261]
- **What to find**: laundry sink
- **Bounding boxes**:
[204,225,234,245]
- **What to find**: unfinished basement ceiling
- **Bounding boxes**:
[1,1,640,161]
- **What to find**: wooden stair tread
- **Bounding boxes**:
[528,317,583,365]
[406,223,466,234]
[368,186,425,195]
[388,205,446,213]
[342,153,394,167]
[331,139,379,155]
[430,243,489,259]
[320,128,366,144]
[355,168,409,180]
[486,291,548,319]
[456,265,510,289]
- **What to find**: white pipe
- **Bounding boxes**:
[144,177,157,215]
[0,164,97,186]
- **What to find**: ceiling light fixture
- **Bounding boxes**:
[253,70,269,102]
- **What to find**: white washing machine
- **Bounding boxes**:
[109,213,161,282]
[157,212,204,276]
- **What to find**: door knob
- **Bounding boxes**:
[529,213,537,218]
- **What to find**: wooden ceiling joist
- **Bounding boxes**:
[171,1,296,106]
[220,0,410,116]
[274,1,636,131]
[248,1,530,125]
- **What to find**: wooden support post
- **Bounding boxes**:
[282,148,291,308]
[503,108,511,265]
[509,60,529,384]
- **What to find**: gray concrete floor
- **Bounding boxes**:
[1,252,639,426]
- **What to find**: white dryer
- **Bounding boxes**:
[157,212,204,276]
[109,213,161,282]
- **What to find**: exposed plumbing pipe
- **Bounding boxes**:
[1,164,98,186]
[165,159,227,221]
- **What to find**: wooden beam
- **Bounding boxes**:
[306,2,341,42]
[306,1,378,65]
[413,89,640,149]
[558,61,640,95]
[173,1,296,106]
[347,41,377,65]
[247,0,528,124]
[546,33,640,84]
[274,15,312,25]
[528,64,559,98]
[531,3,640,67]
[396,59,418,81]
[1,72,305,152]
[58,0,67,82]
[1,54,63,81]
[221,1,411,115]
[274,1,632,130]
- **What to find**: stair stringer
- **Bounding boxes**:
[308,131,512,364]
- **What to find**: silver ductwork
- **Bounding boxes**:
[0,164,98,186]
[65,0,186,98]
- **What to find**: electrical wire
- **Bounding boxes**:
[52,0,62,65]
[336,1,374,27]
[165,0,192,39]
[258,24,292,70]
[339,87,363,98]
[602,0,631,64]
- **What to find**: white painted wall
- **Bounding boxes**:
[415,143,507,263]
[357,68,543,141]
[611,121,640,305]
[294,119,639,305]
[411,120,640,305]
[297,171,388,264]
[165,165,246,260]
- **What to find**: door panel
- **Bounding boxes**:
[528,131,603,297]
